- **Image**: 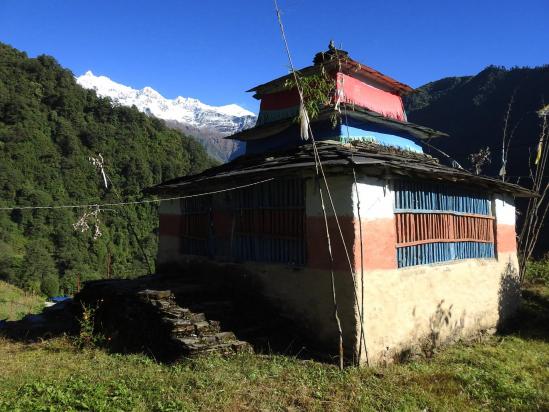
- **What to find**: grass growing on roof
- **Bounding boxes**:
[1,285,548,411]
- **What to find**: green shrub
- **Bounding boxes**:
[40,274,59,297]
[73,303,105,349]
[525,255,549,285]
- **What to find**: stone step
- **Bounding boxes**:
[162,307,191,319]
[193,320,220,335]
[198,331,237,344]
[147,299,172,310]
[76,277,255,361]
[214,331,237,341]
[188,312,207,322]
[174,331,238,346]
[165,318,194,334]
[191,340,253,356]
[165,317,222,336]
[174,336,253,356]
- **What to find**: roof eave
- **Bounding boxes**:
[225,105,449,142]
[248,59,413,97]
[145,143,535,198]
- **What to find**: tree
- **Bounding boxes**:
[19,240,57,294]
[41,274,59,297]
[0,41,214,292]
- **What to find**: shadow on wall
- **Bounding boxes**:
[497,260,521,331]
[419,300,466,359]
[392,300,466,364]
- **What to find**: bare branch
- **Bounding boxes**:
[518,109,549,282]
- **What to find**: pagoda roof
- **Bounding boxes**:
[227,104,449,142]
[248,51,413,97]
[146,141,534,198]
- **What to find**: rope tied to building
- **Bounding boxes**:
[273,0,370,367]
[0,178,276,211]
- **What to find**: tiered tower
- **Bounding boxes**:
[228,43,447,156]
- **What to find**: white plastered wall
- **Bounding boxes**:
[354,181,521,366]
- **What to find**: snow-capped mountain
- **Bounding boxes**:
[76,71,256,160]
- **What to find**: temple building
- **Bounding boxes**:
[147,45,532,365]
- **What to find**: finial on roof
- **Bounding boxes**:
[313,40,349,65]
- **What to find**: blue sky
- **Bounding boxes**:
[1,0,547,112]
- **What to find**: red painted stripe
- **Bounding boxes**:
[337,73,406,121]
[306,216,356,271]
[212,212,232,238]
[308,216,398,271]
[159,214,181,237]
[395,213,494,244]
[260,88,301,110]
[355,218,398,270]
[496,224,517,253]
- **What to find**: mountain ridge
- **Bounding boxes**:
[76,71,255,161]
[405,64,549,178]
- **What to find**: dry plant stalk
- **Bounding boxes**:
[518,110,549,281]
[469,146,491,175]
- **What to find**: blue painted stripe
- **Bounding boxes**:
[394,209,493,217]
[394,180,491,216]
[340,125,423,153]
[397,241,495,268]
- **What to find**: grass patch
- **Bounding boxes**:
[0,287,547,411]
[0,280,44,321]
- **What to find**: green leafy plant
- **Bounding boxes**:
[524,255,549,285]
[284,68,337,121]
[74,302,105,349]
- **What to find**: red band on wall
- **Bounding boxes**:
[496,224,517,253]
[159,214,182,237]
[338,73,405,121]
[306,216,356,271]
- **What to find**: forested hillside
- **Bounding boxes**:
[405,65,549,179]
[0,43,215,296]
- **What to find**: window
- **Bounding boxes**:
[232,178,306,265]
[179,179,306,265]
[393,180,495,268]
